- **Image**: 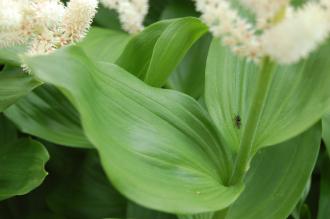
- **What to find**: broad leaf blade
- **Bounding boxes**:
[5,85,91,148]
[206,39,330,151]
[225,124,320,219]
[25,46,242,214]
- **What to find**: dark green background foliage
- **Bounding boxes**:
[1,0,330,219]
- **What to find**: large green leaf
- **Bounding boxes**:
[224,124,320,219]
[0,66,41,112]
[0,116,49,201]
[116,17,208,87]
[78,27,131,63]
[24,46,242,214]
[4,85,91,148]
[205,39,330,151]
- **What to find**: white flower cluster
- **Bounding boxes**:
[100,0,149,34]
[0,0,98,56]
[195,0,262,61]
[262,2,330,64]
[195,0,330,64]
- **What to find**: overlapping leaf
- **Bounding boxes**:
[5,85,91,148]
[0,116,49,201]
[225,124,320,219]
[24,46,243,214]
[205,39,330,151]
[116,17,208,87]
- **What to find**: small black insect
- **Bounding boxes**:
[234,115,241,129]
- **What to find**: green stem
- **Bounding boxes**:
[229,57,275,185]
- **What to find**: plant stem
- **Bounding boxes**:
[229,57,275,185]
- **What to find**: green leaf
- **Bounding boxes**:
[4,85,91,148]
[0,66,41,112]
[317,155,330,219]
[47,152,127,219]
[205,39,330,151]
[116,17,208,87]
[24,46,243,214]
[224,124,320,219]
[0,116,49,201]
[78,27,131,63]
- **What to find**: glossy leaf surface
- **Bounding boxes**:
[24,46,242,214]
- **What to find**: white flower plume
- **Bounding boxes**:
[261,3,330,64]
[195,0,262,61]
[0,0,97,57]
[195,0,330,64]
[0,0,23,31]
[100,0,149,34]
